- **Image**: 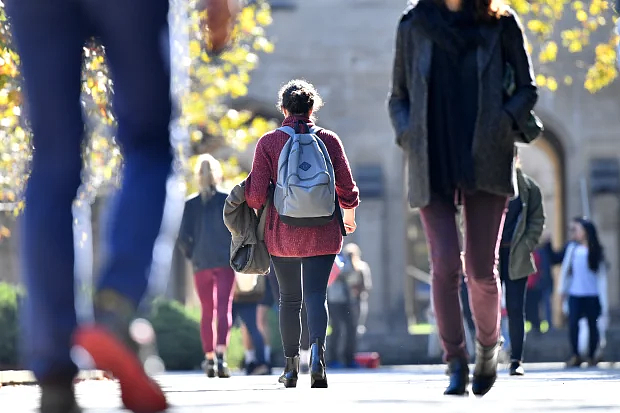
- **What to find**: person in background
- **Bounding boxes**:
[340,244,372,335]
[498,160,545,376]
[233,276,270,376]
[559,217,608,368]
[535,237,555,331]
[525,254,542,335]
[5,0,236,411]
[327,254,357,368]
[256,271,278,369]
[178,154,235,378]
[245,79,359,389]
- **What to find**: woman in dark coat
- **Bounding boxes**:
[388,0,538,396]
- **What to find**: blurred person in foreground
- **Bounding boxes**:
[388,0,537,396]
[5,0,237,412]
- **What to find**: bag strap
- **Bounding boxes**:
[277,125,323,136]
[277,126,296,138]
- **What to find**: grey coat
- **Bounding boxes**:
[388,2,538,208]
[223,181,271,275]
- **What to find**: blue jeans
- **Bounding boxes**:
[6,0,173,383]
[233,303,266,365]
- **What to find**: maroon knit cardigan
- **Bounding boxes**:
[244,115,360,258]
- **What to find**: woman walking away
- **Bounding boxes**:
[559,218,608,368]
[178,154,235,378]
[498,158,545,377]
[245,79,359,388]
[388,0,538,396]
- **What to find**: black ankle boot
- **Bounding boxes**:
[216,352,231,378]
[310,339,327,388]
[471,340,501,396]
[278,356,299,388]
[444,358,469,395]
[40,382,82,413]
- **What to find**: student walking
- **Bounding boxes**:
[245,79,359,388]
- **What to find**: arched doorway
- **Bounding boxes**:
[518,130,567,328]
[519,129,567,249]
[404,130,568,329]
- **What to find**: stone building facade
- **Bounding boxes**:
[240,0,620,331]
[1,0,619,338]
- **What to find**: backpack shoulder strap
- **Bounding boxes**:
[309,126,323,134]
[277,126,296,138]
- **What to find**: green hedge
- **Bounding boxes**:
[0,282,21,369]
[0,284,247,372]
[148,299,243,371]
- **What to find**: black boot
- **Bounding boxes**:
[216,352,231,378]
[278,356,299,388]
[444,358,469,396]
[471,340,501,396]
[509,360,525,376]
[40,382,82,413]
[310,339,328,388]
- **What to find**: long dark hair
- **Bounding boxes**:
[574,217,605,273]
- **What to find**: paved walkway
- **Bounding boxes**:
[1,364,619,412]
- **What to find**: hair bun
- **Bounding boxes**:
[277,79,324,117]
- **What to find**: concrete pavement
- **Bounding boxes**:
[1,364,619,412]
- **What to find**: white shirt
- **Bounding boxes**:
[568,245,599,297]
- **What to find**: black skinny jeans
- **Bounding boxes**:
[271,255,335,357]
[499,247,528,361]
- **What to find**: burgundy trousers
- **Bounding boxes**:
[420,191,507,361]
[194,266,236,353]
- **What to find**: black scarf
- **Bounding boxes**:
[416,0,484,203]
[415,0,484,58]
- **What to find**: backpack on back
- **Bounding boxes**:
[274,122,336,227]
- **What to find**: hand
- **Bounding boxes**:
[343,208,357,234]
[204,0,239,53]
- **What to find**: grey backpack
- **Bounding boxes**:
[274,123,336,227]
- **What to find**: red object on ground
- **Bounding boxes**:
[73,326,167,413]
[355,352,381,369]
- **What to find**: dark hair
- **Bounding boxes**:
[438,0,508,22]
[573,217,605,273]
[277,79,323,120]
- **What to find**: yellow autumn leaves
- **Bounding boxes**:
[507,0,618,93]
[0,1,275,211]
[181,0,277,189]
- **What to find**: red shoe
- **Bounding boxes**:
[73,326,168,413]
